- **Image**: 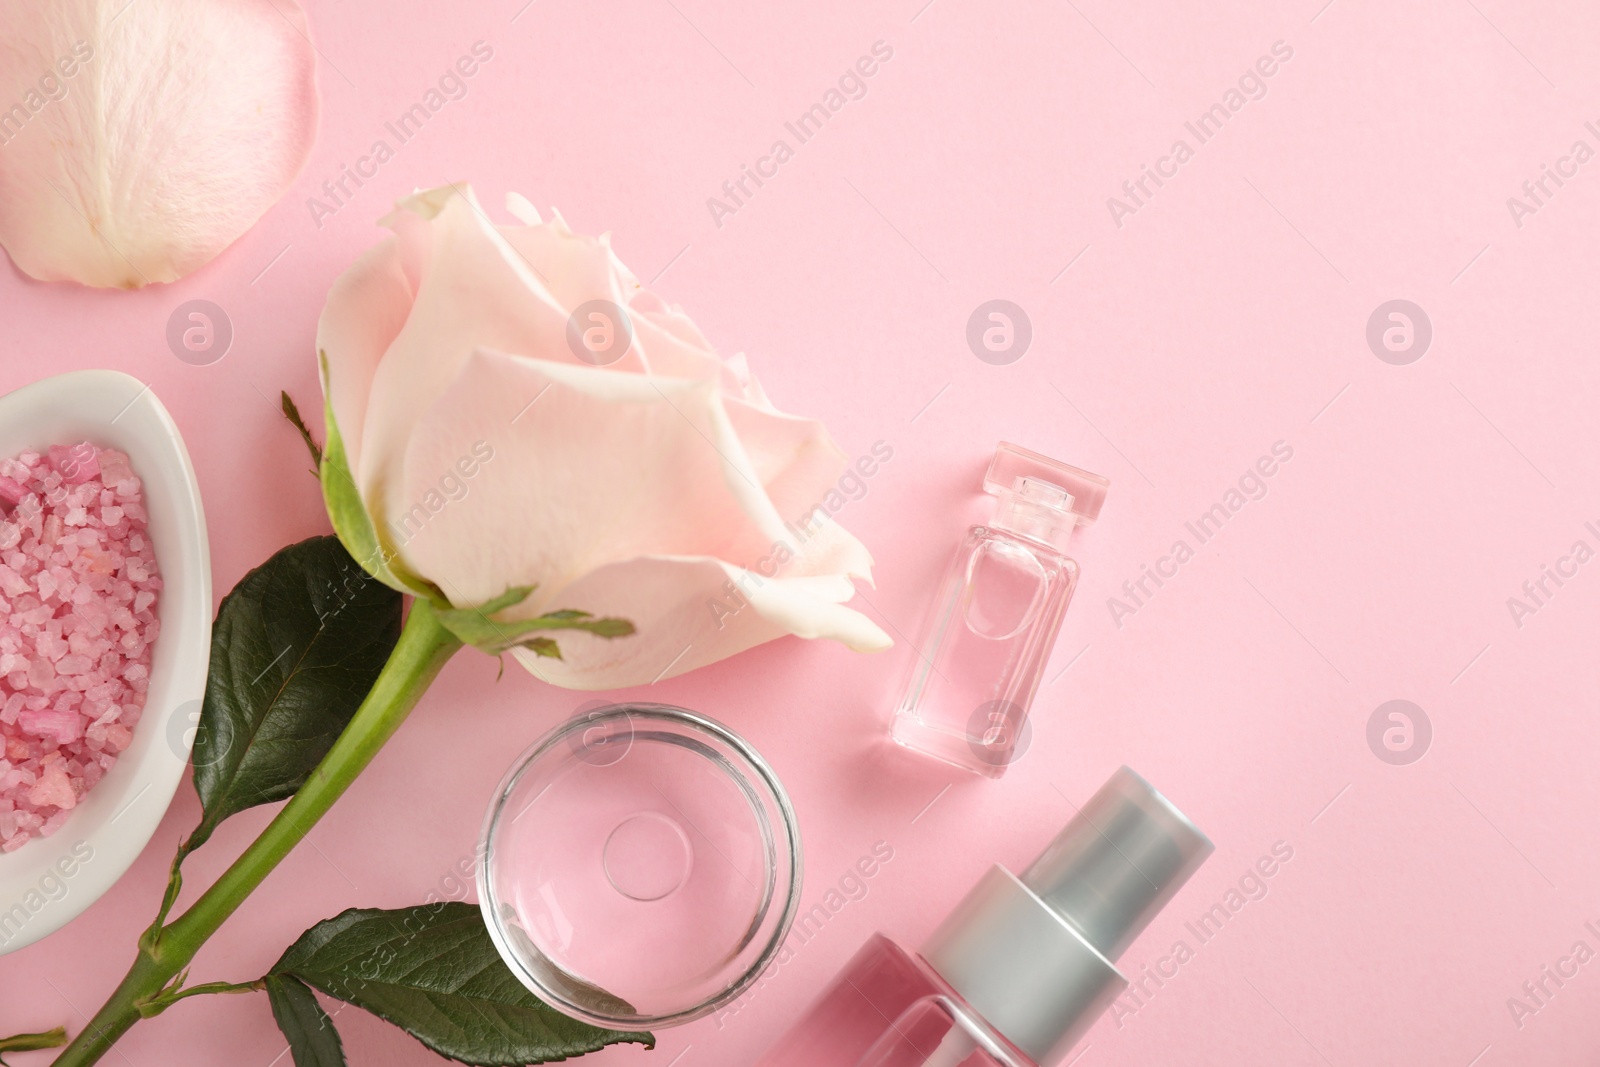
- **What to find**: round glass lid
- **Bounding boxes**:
[478,703,802,1029]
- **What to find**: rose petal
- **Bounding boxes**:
[354,188,647,503]
[318,183,892,682]
[317,236,413,478]
[0,0,318,287]
[326,186,738,480]
[626,302,728,382]
[500,213,728,381]
[496,209,638,320]
[627,289,716,356]
[510,555,890,689]
[723,401,854,525]
[389,349,790,609]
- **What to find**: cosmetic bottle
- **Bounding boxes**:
[892,443,1108,777]
[754,767,1211,1067]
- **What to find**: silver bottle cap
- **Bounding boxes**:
[1022,765,1213,960]
[922,767,1212,1066]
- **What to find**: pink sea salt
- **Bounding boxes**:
[0,442,160,852]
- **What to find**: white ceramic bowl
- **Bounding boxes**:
[0,370,210,955]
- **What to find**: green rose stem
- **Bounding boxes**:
[53,601,463,1067]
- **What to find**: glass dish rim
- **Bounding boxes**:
[476,701,804,1030]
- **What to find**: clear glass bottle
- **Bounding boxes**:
[754,768,1212,1067]
[893,443,1108,777]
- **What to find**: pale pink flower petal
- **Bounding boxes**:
[389,349,790,609]
[393,347,889,684]
[319,183,890,686]
[317,237,413,477]
[354,189,644,507]
[0,0,318,287]
[511,556,890,690]
[722,395,877,580]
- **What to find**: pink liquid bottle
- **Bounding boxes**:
[754,768,1212,1067]
[891,443,1109,778]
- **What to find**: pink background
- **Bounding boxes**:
[5,0,1600,1063]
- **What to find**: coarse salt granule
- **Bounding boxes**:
[0,442,161,851]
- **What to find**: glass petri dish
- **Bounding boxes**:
[478,703,802,1029]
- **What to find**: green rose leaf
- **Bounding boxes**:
[520,637,562,660]
[0,1027,67,1064]
[265,975,347,1067]
[271,903,652,1065]
[280,390,324,470]
[433,586,636,656]
[319,353,443,600]
[185,536,402,853]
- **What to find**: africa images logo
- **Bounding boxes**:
[0,41,94,148]
[1105,40,1294,228]
[0,840,94,947]
[305,42,495,228]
